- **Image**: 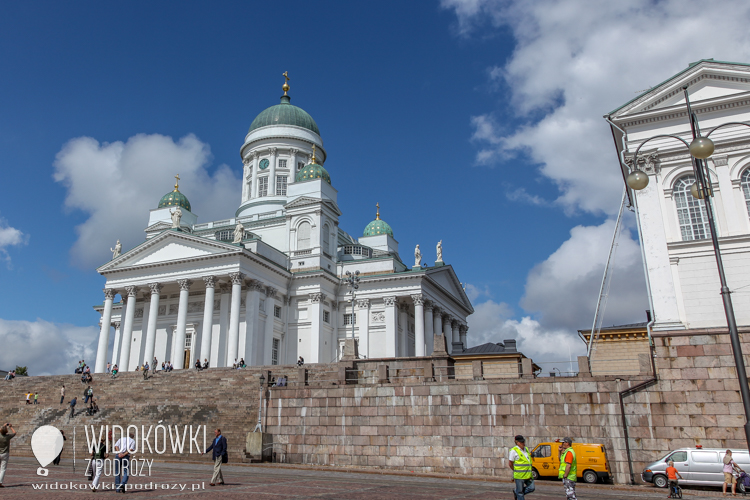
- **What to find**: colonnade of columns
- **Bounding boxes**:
[94,274,283,374]
[243,148,309,201]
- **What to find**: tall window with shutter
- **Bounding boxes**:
[297,221,311,250]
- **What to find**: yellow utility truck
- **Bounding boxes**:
[529,441,610,483]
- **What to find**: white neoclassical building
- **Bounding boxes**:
[93,78,473,373]
[607,59,750,332]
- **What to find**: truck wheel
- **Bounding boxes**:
[653,474,668,488]
[582,470,598,484]
[532,468,539,480]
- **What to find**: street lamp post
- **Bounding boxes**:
[625,85,750,449]
[344,270,360,342]
[253,373,265,433]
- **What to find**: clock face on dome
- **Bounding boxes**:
[259,159,270,170]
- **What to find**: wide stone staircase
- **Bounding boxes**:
[0,365,297,463]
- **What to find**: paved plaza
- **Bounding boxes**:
[0,457,722,499]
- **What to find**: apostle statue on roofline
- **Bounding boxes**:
[110,240,122,260]
[170,206,182,228]
[414,244,421,268]
[436,240,443,263]
[233,221,245,244]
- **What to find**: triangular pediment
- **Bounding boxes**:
[611,60,750,118]
[426,265,474,313]
[285,196,342,215]
[98,231,242,273]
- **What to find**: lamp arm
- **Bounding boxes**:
[630,134,691,167]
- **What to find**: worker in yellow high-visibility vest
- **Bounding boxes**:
[508,434,535,500]
[558,437,577,500]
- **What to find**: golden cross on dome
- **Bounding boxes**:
[376,202,381,220]
[311,144,317,163]
[174,174,180,191]
[282,71,290,95]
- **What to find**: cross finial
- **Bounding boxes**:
[311,144,317,163]
[282,71,290,95]
[174,174,180,191]
[376,202,380,220]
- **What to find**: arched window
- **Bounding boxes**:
[297,221,311,250]
[323,224,330,255]
[741,169,750,217]
[674,175,709,241]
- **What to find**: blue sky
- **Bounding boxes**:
[3,0,750,375]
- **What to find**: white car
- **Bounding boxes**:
[642,447,749,491]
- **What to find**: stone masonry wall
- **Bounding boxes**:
[0,331,747,484]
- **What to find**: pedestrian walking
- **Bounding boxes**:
[33,393,38,404]
[52,430,66,466]
[203,428,227,486]
[90,436,108,491]
[84,385,93,404]
[0,423,16,487]
[152,357,157,374]
[69,397,77,418]
[723,450,743,497]
[113,431,136,493]
[509,434,534,499]
[60,385,65,405]
[558,437,577,500]
[143,362,150,380]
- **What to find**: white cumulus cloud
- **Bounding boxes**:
[0,216,27,267]
[0,319,99,376]
[53,133,240,268]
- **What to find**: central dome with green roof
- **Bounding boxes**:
[158,176,191,212]
[248,95,320,136]
[363,203,393,237]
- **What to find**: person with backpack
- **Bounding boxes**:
[508,435,534,499]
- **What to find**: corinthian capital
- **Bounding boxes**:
[103,288,116,300]
[309,292,326,303]
[229,272,245,286]
[177,279,193,292]
[125,285,138,298]
[148,283,163,295]
[357,298,370,309]
[202,276,216,288]
[411,294,424,306]
[269,147,277,156]
[383,296,397,307]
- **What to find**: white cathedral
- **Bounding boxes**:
[93,77,474,373]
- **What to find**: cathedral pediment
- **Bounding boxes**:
[285,196,342,215]
[425,265,474,313]
[98,230,242,273]
[610,60,750,120]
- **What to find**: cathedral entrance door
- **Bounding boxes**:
[183,333,192,368]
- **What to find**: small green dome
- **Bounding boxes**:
[249,95,320,135]
[158,188,191,211]
[363,219,393,237]
[295,162,331,184]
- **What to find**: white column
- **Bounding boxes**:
[331,301,339,361]
[289,148,298,185]
[95,288,116,373]
[173,279,192,369]
[384,297,397,357]
[443,314,453,355]
[118,286,137,370]
[226,272,245,366]
[283,296,292,364]
[269,147,277,196]
[143,283,162,370]
[199,276,215,366]
[399,302,409,357]
[451,320,460,353]
[432,306,443,353]
[459,325,468,350]
[309,292,325,363]
[111,321,122,370]
[413,295,425,357]
[213,285,231,367]
[250,152,259,199]
[242,160,251,201]
[244,280,262,366]
[357,299,370,358]
[263,287,277,365]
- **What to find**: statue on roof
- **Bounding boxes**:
[414,244,422,268]
[110,240,122,260]
[436,240,443,263]
[170,206,182,228]
[233,221,245,244]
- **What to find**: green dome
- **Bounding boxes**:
[295,162,331,184]
[249,95,320,135]
[363,219,393,237]
[158,188,191,212]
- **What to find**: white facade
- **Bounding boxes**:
[93,85,473,373]
[608,60,750,331]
